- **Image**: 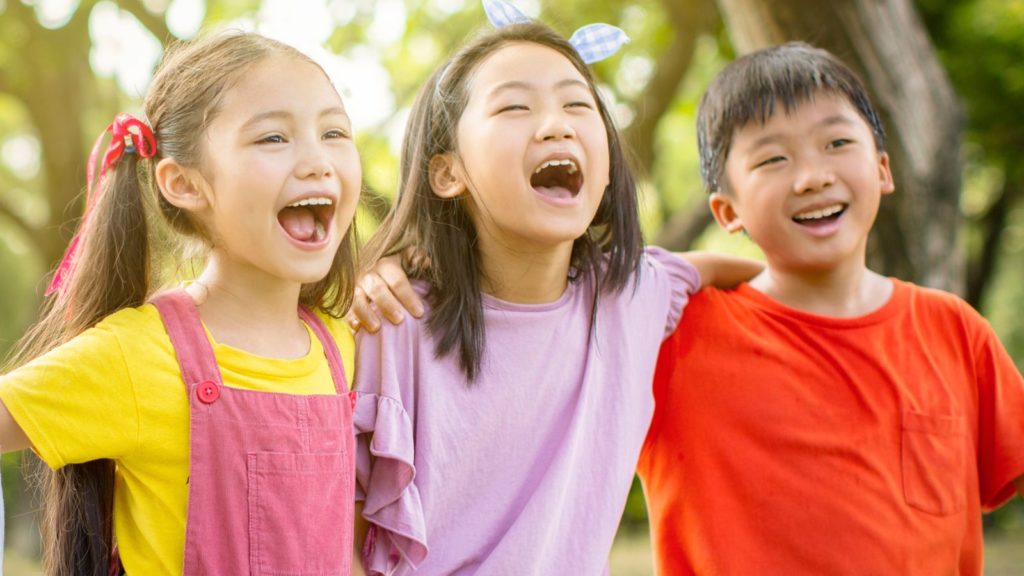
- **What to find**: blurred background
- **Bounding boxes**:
[1,0,1022,572]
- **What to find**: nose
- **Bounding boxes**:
[535,109,576,142]
[296,140,333,180]
[792,155,835,195]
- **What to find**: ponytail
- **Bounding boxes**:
[6,127,154,575]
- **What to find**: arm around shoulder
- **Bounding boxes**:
[675,250,764,289]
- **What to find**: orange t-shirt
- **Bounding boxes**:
[638,280,1024,575]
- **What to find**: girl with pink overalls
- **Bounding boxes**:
[0,31,364,575]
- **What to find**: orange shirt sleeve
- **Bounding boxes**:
[967,302,1024,509]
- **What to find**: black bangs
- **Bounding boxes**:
[698,42,887,193]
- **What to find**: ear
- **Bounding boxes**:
[709,192,745,233]
[878,152,895,196]
[428,153,467,199]
[155,157,210,212]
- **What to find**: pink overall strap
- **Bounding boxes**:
[151,290,222,391]
[298,307,349,394]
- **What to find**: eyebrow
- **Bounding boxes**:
[487,78,590,98]
[743,113,859,151]
[241,106,349,130]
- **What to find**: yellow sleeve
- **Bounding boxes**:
[0,311,141,469]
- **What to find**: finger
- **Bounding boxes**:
[364,273,408,325]
[348,285,381,333]
[344,312,362,333]
[379,268,425,319]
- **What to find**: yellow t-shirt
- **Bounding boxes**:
[0,304,355,575]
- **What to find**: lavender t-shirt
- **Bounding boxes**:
[353,247,699,575]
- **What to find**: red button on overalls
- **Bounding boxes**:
[197,380,220,404]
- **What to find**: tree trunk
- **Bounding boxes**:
[715,0,964,293]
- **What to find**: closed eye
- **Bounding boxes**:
[566,101,594,110]
[497,104,529,114]
[755,155,786,168]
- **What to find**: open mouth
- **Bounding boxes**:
[278,197,335,244]
[530,159,583,200]
[792,203,847,227]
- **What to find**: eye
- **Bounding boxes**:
[323,128,350,140]
[497,104,529,114]
[755,155,786,168]
[827,138,852,149]
[566,101,594,110]
[256,134,286,144]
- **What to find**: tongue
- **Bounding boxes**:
[534,185,573,199]
[279,207,317,242]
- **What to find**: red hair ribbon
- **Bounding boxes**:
[46,113,157,297]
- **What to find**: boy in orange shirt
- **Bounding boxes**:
[636,42,1024,575]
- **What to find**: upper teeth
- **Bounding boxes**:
[794,204,844,221]
[287,197,333,208]
[534,159,579,174]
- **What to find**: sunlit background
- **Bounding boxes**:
[1,0,1023,573]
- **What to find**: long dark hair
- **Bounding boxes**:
[363,22,643,381]
[4,31,356,575]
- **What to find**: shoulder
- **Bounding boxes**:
[630,246,700,295]
[312,310,356,383]
[895,280,998,351]
[96,303,167,334]
[313,310,355,349]
[899,280,983,324]
[355,282,433,361]
[57,304,171,360]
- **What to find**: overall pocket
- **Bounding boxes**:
[248,451,354,575]
[900,411,966,515]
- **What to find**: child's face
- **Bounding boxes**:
[194,55,361,286]
[442,42,610,255]
[711,92,894,274]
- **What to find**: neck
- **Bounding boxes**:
[186,251,308,358]
[750,257,892,318]
[476,237,574,304]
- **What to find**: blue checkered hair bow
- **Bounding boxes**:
[482,0,629,64]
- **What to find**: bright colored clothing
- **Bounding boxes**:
[152,291,355,575]
[0,303,355,575]
[353,247,700,576]
[638,280,1024,575]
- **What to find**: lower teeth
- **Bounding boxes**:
[314,220,325,240]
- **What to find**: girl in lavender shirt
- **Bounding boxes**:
[351,16,757,576]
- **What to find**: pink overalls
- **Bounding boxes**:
[152,290,355,575]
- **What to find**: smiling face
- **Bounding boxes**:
[194,54,361,287]
[710,92,894,274]
[439,42,610,256]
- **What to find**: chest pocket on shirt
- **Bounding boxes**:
[900,411,966,515]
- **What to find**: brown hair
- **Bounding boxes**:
[362,22,643,381]
[5,30,356,575]
[697,41,886,194]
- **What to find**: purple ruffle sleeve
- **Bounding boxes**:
[353,323,429,575]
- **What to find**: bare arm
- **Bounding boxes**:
[0,399,31,453]
[676,251,764,289]
[346,254,424,333]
